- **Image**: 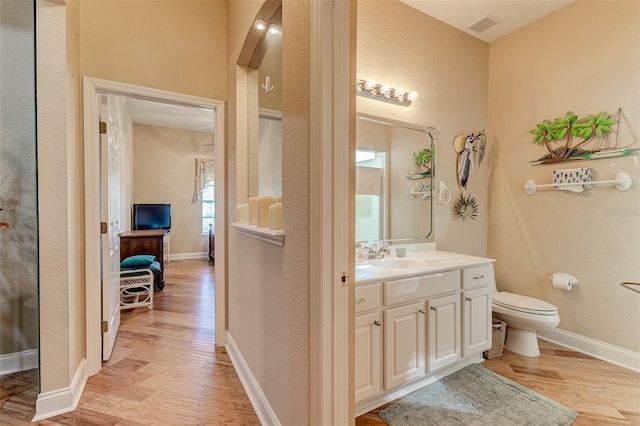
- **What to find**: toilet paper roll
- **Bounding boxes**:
[550,273,578,290]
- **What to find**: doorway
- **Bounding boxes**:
[83,77,226,377]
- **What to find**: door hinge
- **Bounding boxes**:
[101,320,108,333]
[340,272,349,287]
[99,121,107,134]
[100,222,108,234]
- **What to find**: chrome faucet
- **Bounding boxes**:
[366,242,390,259]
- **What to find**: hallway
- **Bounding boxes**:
[30,259,257,425]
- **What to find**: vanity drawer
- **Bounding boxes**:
[356,283,381,313]
[384,271,459,306]
[461,265,494,289]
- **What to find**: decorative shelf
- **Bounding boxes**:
[230,222,284,247]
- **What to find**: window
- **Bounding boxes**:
[201,181,215,236]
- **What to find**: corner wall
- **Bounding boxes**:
[357,1,490,256]
[226,1,311,423]
[488,0,640,352]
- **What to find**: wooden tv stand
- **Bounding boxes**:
[120,229,167,291]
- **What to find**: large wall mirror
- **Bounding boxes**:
[238,0,282,201]
[356,113,435,244]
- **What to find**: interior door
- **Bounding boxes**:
[100,94,122,361]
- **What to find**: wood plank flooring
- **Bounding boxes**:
[356,340,640,425]
[2,259,639,424]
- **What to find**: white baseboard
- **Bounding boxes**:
[0,349,39,375]
[225,331,280,426]
[33,358,87,422]
[168,251,208,261]
[538,328,640,373]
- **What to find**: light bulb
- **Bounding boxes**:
[364,79,376,90]
[408,91,418,101]
[380,84,391,95]
[254,19,267,31]
[268,24,280,35]
[395,87,406,98]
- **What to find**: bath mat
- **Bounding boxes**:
[378,363,577,426]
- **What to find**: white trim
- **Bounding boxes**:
[0,349,39,375]
[225,332,281,426]
[539,329,640,373]
[310,1,353,424]
[83,77,227,376]
[230,222,284,246]
[33,359,87,422]
[168,252,208,261]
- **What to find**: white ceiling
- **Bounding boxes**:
[399,0,573,43]
[127,1,573,127]
[127,97,215,134]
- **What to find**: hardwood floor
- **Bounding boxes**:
[0,259,259,425]
[2,260,638,424]
[356,340,640,426]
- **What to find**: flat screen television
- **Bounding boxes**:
[133,203,171,231]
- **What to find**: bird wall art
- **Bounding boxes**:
[453,130,486,189]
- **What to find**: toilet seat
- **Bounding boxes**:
[493,292,558,316]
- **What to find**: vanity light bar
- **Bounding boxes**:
[356,78,418,107]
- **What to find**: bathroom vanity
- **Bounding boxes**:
[355,249,495,415]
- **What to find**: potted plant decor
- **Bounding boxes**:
[408,148,432,179]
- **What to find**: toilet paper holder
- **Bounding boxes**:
[549,273,579,290]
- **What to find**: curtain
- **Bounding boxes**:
[356,166,382,195]
[192,158,215,203]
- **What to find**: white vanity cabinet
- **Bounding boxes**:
[355,255,496,414]
[427,293,460,371]
[382,271,459,388]
[461,265,493,357]
[383,301,426,389]
[355,284,383,402]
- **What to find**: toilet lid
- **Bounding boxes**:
[493,292,558,315]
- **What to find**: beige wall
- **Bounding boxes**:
[357,0,490,257]
[227,0,311,423]
[132,124,214,256]
[488,0,640,351]
[36,0,227,397]
[79,0,227,100]
[36,0,80,392]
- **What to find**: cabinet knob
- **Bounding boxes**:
[419,309,426,314]
[465,297,473,302]
[356,297,366,304]
[430,307,437,311]
[373,320,382,326]
[473,275,485,280]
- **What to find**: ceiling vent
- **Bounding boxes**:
[467,14,502,33]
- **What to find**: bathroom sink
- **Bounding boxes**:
[368,258,428,269]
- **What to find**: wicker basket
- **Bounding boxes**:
[483,319,507,359]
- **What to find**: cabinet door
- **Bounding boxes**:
[462,286,492,356]
[384,302,426,389]
[427,293,460,372]
[355,312,382,402]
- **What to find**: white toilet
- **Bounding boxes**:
[491,288,560,357]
